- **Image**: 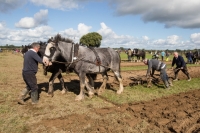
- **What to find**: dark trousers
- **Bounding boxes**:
[160,67,169,82]
[161,56,164,61]
[174,66,190,79]
[22,71,38,92]
[128,55,131,61]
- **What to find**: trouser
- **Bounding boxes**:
[22,71,38,92]
[161,56,164,61]
[174,66,190,79]
[187,57,193,63]
[128,55,131,61]
[160,67,170,87]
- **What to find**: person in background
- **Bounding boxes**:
[171,52,191,81]
[187,51,193,64]
[166,51,169,61]
[127,48,132,62]
[143,59,173,89]
[18,43,43,105]
[161,51,166,61]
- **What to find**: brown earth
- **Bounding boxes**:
[31,63,200,133]
[35,90,200,133]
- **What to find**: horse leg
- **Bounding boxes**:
[48,70,62,97]
[75,73,86,101]
[85,74,95,97]
[97,72,108,95]
[57,74,68,94]
[113,71,124,94]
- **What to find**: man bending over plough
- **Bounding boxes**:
[143,59,173,89]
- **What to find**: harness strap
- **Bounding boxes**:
[65,43,80,69]
[88,47,101,66]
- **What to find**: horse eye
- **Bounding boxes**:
[50,47,55,50]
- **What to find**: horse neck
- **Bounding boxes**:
[58,42,73,61]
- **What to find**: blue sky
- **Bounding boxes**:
[1,0,200,50]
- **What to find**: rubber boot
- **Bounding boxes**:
[187,75,191,81]
[31,90,39,104]
[18,88,29,105]
[173,73,178,81]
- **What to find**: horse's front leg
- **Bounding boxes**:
[75,73,86,101]
[85,74,95,97]
[97,72,108,95]
[57,73,68,94]
[48,70,62,97]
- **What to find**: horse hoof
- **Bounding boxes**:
[61,89,67,94]
[117,90,122,94]
[75,95,84,101]
[97,90,104,95]
[88,91,94,98]
[47,92,54,97]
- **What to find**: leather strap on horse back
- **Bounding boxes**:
[88,46,101,66]
[74,44,79,57]
[67,43,79,69]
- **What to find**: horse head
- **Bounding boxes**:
[43,34,73,66]
[43,41,58,66]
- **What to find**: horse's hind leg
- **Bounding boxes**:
[113,71,124,94]
[97,72,108,95]
[57,74,68,94]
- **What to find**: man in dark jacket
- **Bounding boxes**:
[143,59,173,89]
[18,43,43,105]
[171,52,191,81]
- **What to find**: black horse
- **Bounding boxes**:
[21,45,31,55]
[43,34,124,101]
[132,49,146,62]
[22,41,97,97]
[193,51,200,64]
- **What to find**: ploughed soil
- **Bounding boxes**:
[30,62,200,133]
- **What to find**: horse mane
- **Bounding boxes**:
[47,34,73,46]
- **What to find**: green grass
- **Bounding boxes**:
[102,78,200,105]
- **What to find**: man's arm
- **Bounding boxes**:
[33,53,43,64]
[180,56,186,68]
[171,57,175,67]
[146,61,152,76]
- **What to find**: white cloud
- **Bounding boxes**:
[60,23,92,43]
[15,9,48,29]
[142,36,149,41]
[191,33,200,44]
[0,0,26,13]
[15,17,35,29]
[0,24,54,46]
[108,0,200,29]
